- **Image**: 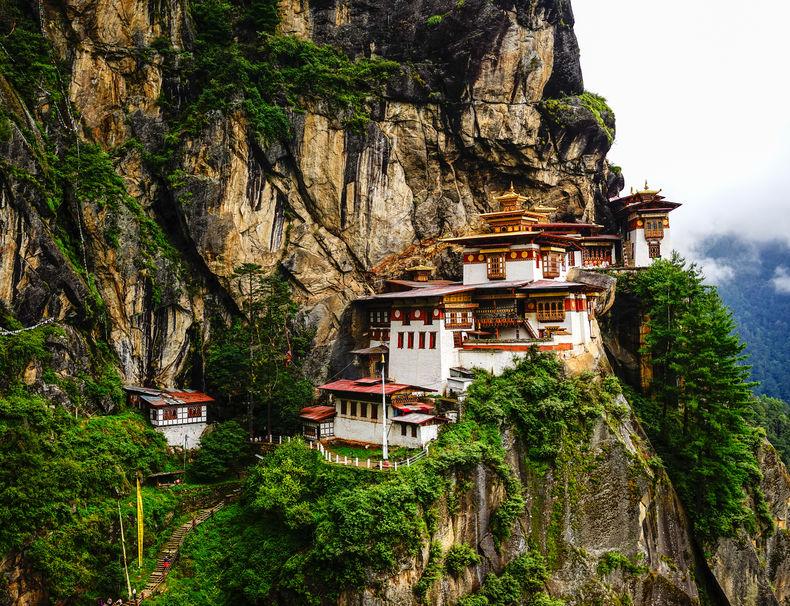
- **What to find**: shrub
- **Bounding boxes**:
[189,421,251,482]
[444,543,481,577]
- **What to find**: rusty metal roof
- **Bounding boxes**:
[299,405,337,422]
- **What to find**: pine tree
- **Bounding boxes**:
[630,255,765,540]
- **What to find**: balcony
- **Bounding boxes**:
[644,228,664,239]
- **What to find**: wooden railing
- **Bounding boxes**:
[249,436,430,471]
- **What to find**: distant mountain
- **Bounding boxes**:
[697,236,790,401]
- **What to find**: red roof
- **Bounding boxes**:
[318,378,429,396]
[164,390,215,404]
[299,405,336,422]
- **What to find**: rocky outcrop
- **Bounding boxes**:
[340,398,701,606]
[708,443,790,606]
[0,0,615,387]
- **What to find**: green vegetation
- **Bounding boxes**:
[541,91,615,144]
[426,14,445,26]
[456,551,562,606]
[596,550,648,577]
[444,543,481,577]
[151,351,621,603]
[621,255,769,542]
[205,267,314,436]
[149,0,398,167]
[0,392,174,600]
[189,420,251,482]
[753,395,790,465]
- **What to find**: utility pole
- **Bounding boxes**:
[118,501,132,601]
[380,354,388,461]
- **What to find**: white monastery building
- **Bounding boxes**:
[124,386,213,447]
[300,183,681,447]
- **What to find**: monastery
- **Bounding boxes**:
[305,183,681,449]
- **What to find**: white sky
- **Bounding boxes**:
[572,1,790,260]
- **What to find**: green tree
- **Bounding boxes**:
[752,394,790,465]
[206,266,313,437]
[189,420,250,482]
[630,254,765,540]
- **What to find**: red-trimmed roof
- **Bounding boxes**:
[164,390,214,404]
[318,378,429,395]
[299,405,336,422]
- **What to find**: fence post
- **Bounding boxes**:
[378,460,382,470]
[367,458,371,468]
[406,458,410,467]
[279,436,282,445]
[287,436,291,443]
[344,456,348,465]
[355,457,359,467]
[394,461,398,470]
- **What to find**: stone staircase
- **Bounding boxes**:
[136,501,226,602]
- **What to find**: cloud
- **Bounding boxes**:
[697,258,736,285]
[772,267,790,294]
[574,1,790,254]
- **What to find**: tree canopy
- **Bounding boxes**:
[625,255,769,541]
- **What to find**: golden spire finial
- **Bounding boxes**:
[509,181,515,193]
[630,186,634,194]
[644,179,649,191]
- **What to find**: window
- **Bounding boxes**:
[401,424,407,436]
[408,332,414,349]
[429,332,436,349]
[350,401,357,416]
[370,403,378,420]
[644,218,664,239]
[163,408,177,421]
[360,402,367,418]
[486,254,505,279]
[542,253,561,278]
[150,409,158,421]
[648,241,661,259]
[411,425,418,438]
[340,400,347,415]
[419,332,426,349]
[424,309,433,325]
[536,299,565,322]
[188,406,202,418]
[582,247,612,267]
[397,332,404,348]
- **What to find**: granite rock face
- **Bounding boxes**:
[0,0,614,386]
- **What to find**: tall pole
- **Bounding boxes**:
[381,354,388,461]
[136,473,144,569]
[118,502,132,601]
[183,434,188,471]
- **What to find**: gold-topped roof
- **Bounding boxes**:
[405,264,434,272]
[494,183,528,212]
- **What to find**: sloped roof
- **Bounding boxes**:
[299,405,336,422]
[318,378,433,395]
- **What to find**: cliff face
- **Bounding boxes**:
[340,405,702,606]
[0,0,616,388]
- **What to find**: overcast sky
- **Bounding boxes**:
[573,1,790,265]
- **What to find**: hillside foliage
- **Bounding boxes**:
[145,351,627,604]
[621,255,769,541]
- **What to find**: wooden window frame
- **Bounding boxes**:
[370,403,378,420]
[411,425,418,438]
[408,332,414,349]
[187,405,203,418]
[397,332,404,348]
[163,408,177,421]
[648,241,661,259]
[359,402,367,418]
[536,299,566,322]
[350,401,357,417]
[542,253,561,278]
[486,254,506,280]
[419,332,426,349]
[401,424,407,436]
[429,332,436,349]
[340,400,347,415]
